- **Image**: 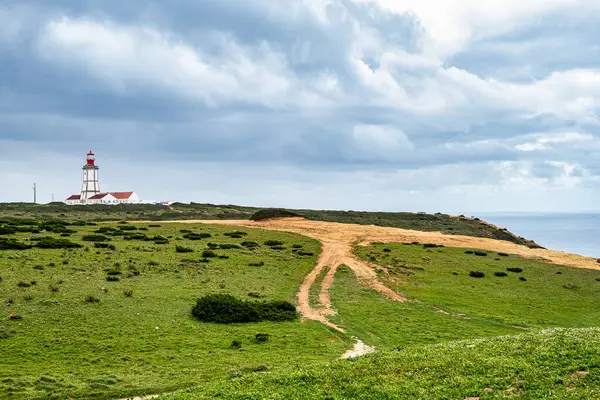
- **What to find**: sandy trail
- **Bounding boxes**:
[149,218,599,331]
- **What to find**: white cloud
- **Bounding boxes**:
[351,0,600,56]
[36,17,339,108]
[516,132,595,151]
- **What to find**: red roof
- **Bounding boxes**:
[88,193,109,200]
[109,191,134,200]
[66,194,81,200]
[87,150,94,155]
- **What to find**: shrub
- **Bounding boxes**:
[519,277,527,282]
[224,231,248,238]
[85,295,100,303]
[563,283,580,290]
[464,250,474,254]
[250,209,300,221]
[383,248,391,253]
[176,246,194,253]
[423,244,439,248]
[218,255,230,259]
[95,243,117,251]
[469,271,485,278]
[0,226,16,235]
[118,225,138,231]
[264,240,284,246]
[270,245,285,250]
[180,229,193,234]
[33,265,44,270]
[231,340,242,349]
[106,276,120,282]
[184,233,212,240]
[473,251,488,257]
[202,250,218,258]
[17,281,31,288]
[207,243,220,249]
[0,238,32,250]
[191,294,298,324]
[494,272,508,277]
[498,252,510,257]
[297,251,314,256]
[149,224,161,228]
[249,261,265,267]
[106,269,122,276]
[254,333,270,343]
[152,236,170,245]
[82,235,110,242]
[219,244,241,249]
[507,267,523,273]
[241,241,259,248]
[139,227,148,231]
[123,289,134,297]
[248,292,265,298]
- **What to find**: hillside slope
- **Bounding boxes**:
[0,203,541,248]
[164,328,600,399]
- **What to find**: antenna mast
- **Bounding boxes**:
[33,183,37,204]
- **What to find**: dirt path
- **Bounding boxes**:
[146,218,599,330]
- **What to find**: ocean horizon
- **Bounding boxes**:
[474,212,600,258]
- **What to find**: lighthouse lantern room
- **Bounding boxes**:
[81,150,101,201]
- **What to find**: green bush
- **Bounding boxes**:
[241,241,259,248]
[17,281,32,288]
[254,333,270,343]
[176,246,194,253]
[494,272,508,277]
[264,240,284,246]
[36,237,82,249]
[219,244,241,249]
[118,225,138,231]
[473,251,488,257]
[85,295,100,303]
[82,235,111,242]
[464,250,474,254]
[184,232,212,240]
[224,231,248,238]
[202,250,218,258]
[0,226,16,235]
[507,267,523,273]
[498,252,510,257]
[297,251,314,256]
[249,261,265,267]
[422,243,439,248]
[292,244,303,249]
[106,276,120,282]
[270,245,285,250]
[250,209,300,221]
[191,294,298,324]
[519,277,527,282]
[0,238,31,250]
[469,271,485,278]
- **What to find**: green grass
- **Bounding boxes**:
[0,222,348,399]
[329,265,518,349]
[354,243,600,330]
[164,327,600,399]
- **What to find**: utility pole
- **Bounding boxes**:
[33,183,37,204]
[52,193,54,202]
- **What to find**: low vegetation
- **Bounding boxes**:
[0,220,341,399]
[164,328,600,399]
[191,294,297,324]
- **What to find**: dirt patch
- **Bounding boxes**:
[342,338,376,359]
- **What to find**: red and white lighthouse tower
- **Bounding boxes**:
[81,150,100,201]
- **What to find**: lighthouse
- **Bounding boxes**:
[81,150,100,201]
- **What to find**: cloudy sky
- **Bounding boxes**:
[1,0,600,213]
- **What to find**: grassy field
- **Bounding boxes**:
[353,243,600,330]
[0,221,348,399]
[164,327,600,399]
[0,202,540,247]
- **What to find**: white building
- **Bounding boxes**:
[65,151,141,205]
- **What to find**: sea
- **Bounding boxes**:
[475,212,600,258]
